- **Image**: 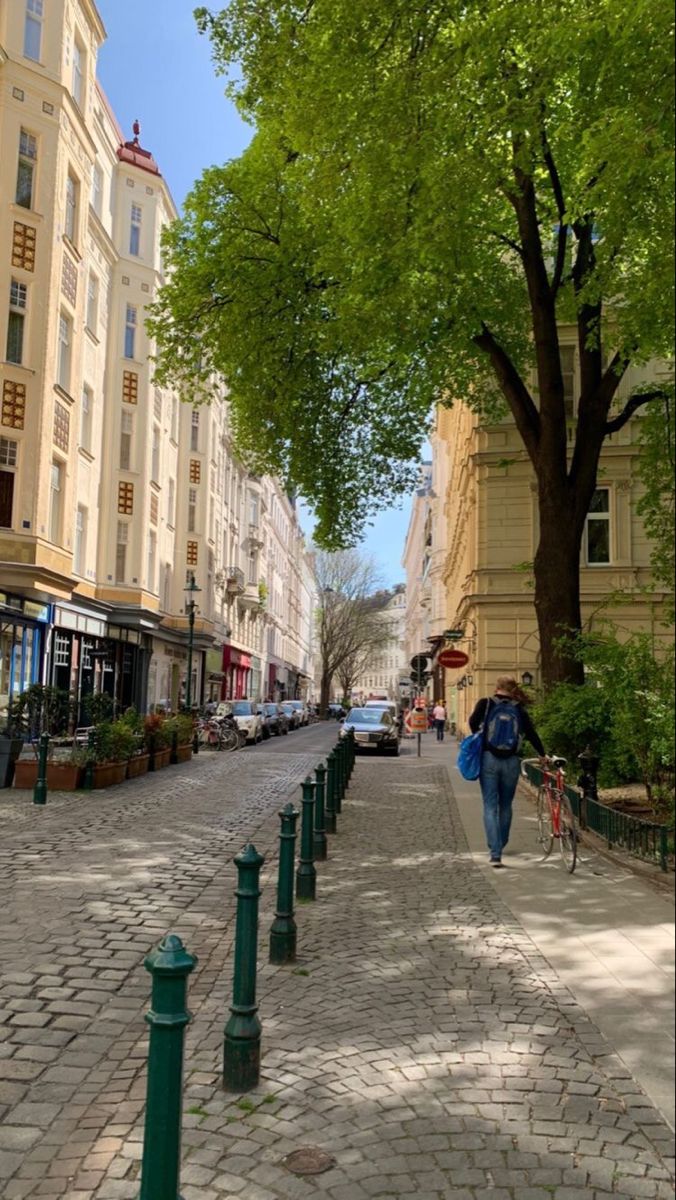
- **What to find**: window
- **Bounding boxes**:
[586,489,611,565]
[61,254,77,305]
[118,481,134,515]
[130,204,142,256]
[162,563,171,611]
[188,487,197,533]
[147,531,157,591]
[167,478,175,527]
[149,492,158,526]
[171,394,178,441]
[54,633,70,667]
[122,370,138,404]
[80,385,92,452]
[7,281,27,365]
[65,174,78,244]
[151,426,160,482]
[248,551,257,586]
[124,304,137,359]
[190,410,200,451]
[57,313,72,392]
[16,129,37,209]
[0,439,18,468]
[12,222,36,272]
[119,411,133,470]
[49,460,63,544]
[2,381,26,430]
[86,275,99,333]
[72,38,84,107]
[91,163,103,216]
[53,402,70,452]
[74,506,87,576]
[116,521,128,583]
[561,345,576,421]
[24,0,43,61]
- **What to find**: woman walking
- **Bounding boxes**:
[468,676,545,868]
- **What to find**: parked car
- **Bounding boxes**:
[280,702,301,730]
[222,700,263,744]
[286,700,309,727]
[364,699,403,733]
[340,706,400,756]
[327,703,346,720]
[259,703,289,737]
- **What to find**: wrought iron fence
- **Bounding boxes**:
[522,762,673,873]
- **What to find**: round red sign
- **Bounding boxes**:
[437,647,470,669]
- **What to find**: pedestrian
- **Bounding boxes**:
[432,699,447,742]
[469,675,545,868]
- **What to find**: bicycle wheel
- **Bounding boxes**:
[221,729,239,753]
[558,793,578,873]
[536,787,554,857]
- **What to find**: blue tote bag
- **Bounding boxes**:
[456,700,491,781]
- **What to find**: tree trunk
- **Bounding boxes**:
[534,500,586,688]
[319,672,332,719]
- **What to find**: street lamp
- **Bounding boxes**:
[184,574,202,712]
[521,670,534,688]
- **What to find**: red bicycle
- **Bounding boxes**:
[521,756,578,873]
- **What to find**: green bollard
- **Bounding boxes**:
[269,803,299,964]
[334,741,344,814]
[169,729,178,765]
[32,732,49,806]
[295,778,317,901]
[348,729,356,778]
[313,762,328,861]
[325,751,337,834]
[138,933,197,1200]
[223,843,265,1092]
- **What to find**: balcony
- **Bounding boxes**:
[248,523,264,549]
[240,582,261,609]
[225,566,245,594]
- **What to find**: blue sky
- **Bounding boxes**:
[96,0,411,587]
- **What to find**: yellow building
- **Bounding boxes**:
[434,348,672,731]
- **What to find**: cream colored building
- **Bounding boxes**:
[430,346,672,732]
[0,0,317,718]
[351,586,407,703]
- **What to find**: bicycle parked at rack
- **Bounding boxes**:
[195,715,242,752]
[521,756,578,873]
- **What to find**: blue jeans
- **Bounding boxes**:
[480,752,521,860]
[434,719,445,741]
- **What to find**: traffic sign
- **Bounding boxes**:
[408,709,428,732]
[437,647,470,669]
[443,628,465,641]
[410,653,430,672]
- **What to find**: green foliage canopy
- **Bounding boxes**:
[150,0,675,547]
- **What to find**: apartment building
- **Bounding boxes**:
[409,345,672,731]
[0,0,317,718]
[351,586,408,703]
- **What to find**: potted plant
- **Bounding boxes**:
[164,714,194,763]
[121,709,150,778]
[87,720,135,788]
[144,713,171,771]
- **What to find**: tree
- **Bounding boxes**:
[314,550,389,715]
[636,391,675,621]
[151,0,675,686]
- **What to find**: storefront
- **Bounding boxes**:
[205,647,225,702]
[250,656,262,702]
[50,603,153,721]
[0,593,51,720]
[222,645,251,699]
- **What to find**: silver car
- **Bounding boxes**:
[340,707,401,756]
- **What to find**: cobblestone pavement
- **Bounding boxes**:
[2,741,675,1199]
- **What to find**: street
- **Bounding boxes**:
[0,728,673,1199]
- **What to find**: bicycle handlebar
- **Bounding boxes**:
[520,754,567,778]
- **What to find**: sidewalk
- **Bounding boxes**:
[432,737,675,1131]
[2,738,674,1198]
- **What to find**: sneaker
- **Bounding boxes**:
[490,858,503,868]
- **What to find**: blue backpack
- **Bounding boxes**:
[485,699,522,755]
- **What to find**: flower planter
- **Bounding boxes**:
[92,761,128,789]
[12,758,38,789]
[126,753,150,779]
[175,743,193,764]
[46,762,82,791]
[150,747,171,771]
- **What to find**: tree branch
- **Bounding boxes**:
[472,323,541,459]
[604,388,668,435]
[539,118,568,297]
[490,231,524,260]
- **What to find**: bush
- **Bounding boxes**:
[91,720,137,763]
[163,714,193,745]
[82,692,114,725]
[534,629,675,798]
